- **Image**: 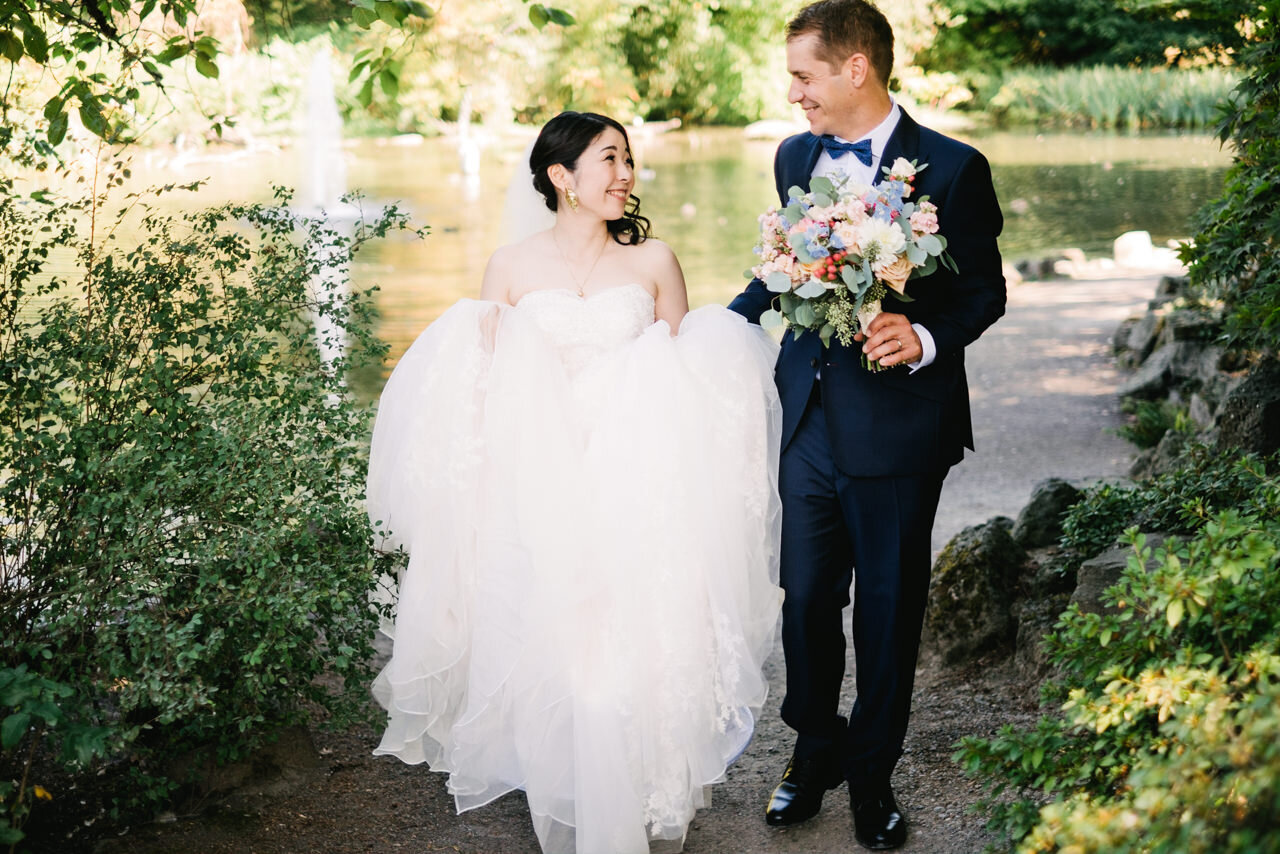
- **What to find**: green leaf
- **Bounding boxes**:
[794,301,817,327]
[794,277,827,299]
[0,30,24,63]
[811,193,833,208]
[356,76,375,108]
[528,3,550,28]
[764,271,792,293]
[405,1,434,19]
[378,68,399,98]
[21,24,49,63]
[1166,598,1184,628]
[760,308,783,330]
[195,54,219,79]
[375,1,401,25]
[809,176,834,197]
[546,7,576,25]
[352,6,378,28]
[77,100,107,137]
[2,712,31,750]
[43,95,65,122]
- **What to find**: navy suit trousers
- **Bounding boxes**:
[779,383,947,793]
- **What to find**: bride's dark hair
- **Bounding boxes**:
[530,111,652,246]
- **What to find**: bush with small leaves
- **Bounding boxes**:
[0,175,416,839]
[956,462,1280,852]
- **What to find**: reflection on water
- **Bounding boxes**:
[118,127,1228,398]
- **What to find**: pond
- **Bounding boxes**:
[122,126,1229,397]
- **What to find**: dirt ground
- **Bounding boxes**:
[82,273,1161,854]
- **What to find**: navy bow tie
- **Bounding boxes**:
[818,135,873,166]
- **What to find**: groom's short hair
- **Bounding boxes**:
[787,0,894,87]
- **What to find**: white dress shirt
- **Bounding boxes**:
[812,101,937,371]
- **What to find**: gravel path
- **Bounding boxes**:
[108,273,1162,854]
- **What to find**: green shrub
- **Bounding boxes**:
[1113,398,1190,449]
[1182,12,1280,359]
[981,66,1238,130]
[959,456,1280,852]
[0,174,413,836]
[1058,447,1275,571]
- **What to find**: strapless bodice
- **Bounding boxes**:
[513,284,656,374]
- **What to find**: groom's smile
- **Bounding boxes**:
[786,31,879,142]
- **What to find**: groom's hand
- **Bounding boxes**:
[855,312,921,367]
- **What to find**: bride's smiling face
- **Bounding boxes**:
[565,127,635,219]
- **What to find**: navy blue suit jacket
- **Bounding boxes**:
[729,110,1007,477]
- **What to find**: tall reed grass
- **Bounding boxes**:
[984,66,1238,129]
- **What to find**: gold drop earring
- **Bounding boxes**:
[565,188,579,211]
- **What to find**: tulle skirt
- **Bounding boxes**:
[367,300,783,853]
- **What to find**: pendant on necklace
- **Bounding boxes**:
[577,286,585,297]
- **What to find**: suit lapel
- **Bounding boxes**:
[781,135,824,201]
[875,109,921,186]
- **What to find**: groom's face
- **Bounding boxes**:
[786,33,859,139]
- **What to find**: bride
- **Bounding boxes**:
[366,111,783,854]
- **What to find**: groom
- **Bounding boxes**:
[729,0,1006,849]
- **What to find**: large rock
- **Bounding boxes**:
[1070,534,1174,615]
[1118,341,1206,399]
[1128,428,1189,479]
[1159,309,1221,346]
[1013,478,1083,548]
[923,517,1028,664]
[1013,594,1072,679]
[1124,311,1165,362]
[1216,360,1280,456]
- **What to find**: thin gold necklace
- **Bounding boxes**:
[553,229,608,297]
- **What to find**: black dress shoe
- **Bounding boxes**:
[851,786,906,850]
[764,754,844,826]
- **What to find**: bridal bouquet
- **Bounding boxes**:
[748,158,957,369]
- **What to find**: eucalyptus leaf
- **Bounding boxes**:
[810,176,834,197]
[794,277,828,299]
[761,308,784,330]
[794,302,818,327]
[811,193,833,208]
[841,265,864,288]
[906,243,927,265]
[764,271,793,293]
[787,185,806,201]
[918,233,942,255]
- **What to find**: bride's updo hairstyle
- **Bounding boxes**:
[530,111,652,246]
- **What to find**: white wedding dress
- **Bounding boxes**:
[367,283,783,854]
